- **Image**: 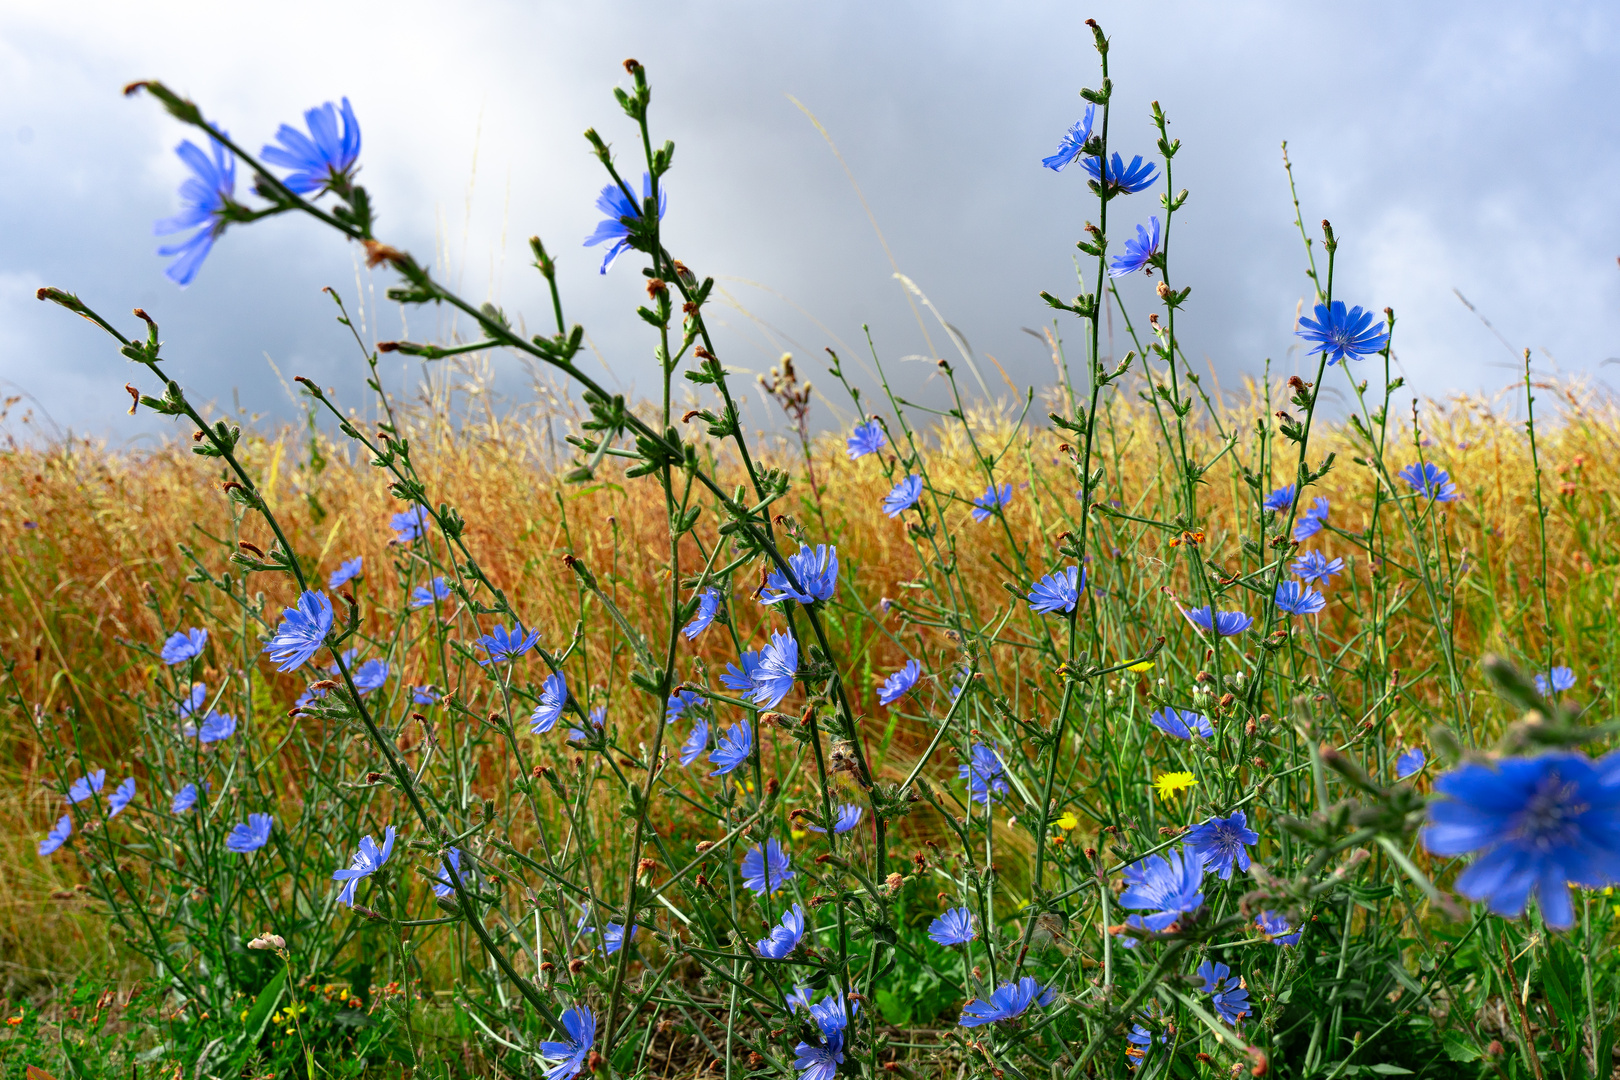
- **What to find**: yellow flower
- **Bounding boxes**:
[1127,661,1154,673]
[790,828,808,841]
[1154,771,1197,801]
[1055,811,1079,831]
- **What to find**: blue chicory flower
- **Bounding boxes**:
[584,173,665,275]
[334,825,396,906]
[1041,106,1095,171]
[958,743,1009,805]
[1275,580,1327,616]
[805,804,863,835]
[1396,748,1427,779]
[38,813,71,856]
[539,1005,596,1080]
[1293,496,1330,542]
[473,623,540,665]
[927,906,976,946]
[1398,462,1461,503]
[1027,565,1082,614]
[1422,751,1620,928]
[172,783,201,814]
[883,474,924,518]
[264,591,334,672]
[327,557,363,589]
[105,777,137,818]
[793,1037,843,1080]
[808,991,856,1038]
[194,711,237,744]
[666,689,705,720]
[161,628,208,665]
[154,130,235,286]
[260,98,361,195]
[1082,152,1159,195]
[1150,708,1212,740]
[569,705,606,742]
[410,576,452,609]
[67,770,106,804]
[682,588,722,639]
[411,685,441,705]
[1255,910,1301,945]
[1118,848,1206,932]
[1291,550,1345,585]
[597,922,638,955]
[351,658,389,694]
[761,545,839,606]
[1296,301,1389,364]
[721,646,765,695]
[751,632,800,709]
[431,847,477,899]
[845,420,886,459]
[741,838,795,895]
[1536,666,1577,696]
[757,903,806,959]
[709,721,753,776]
[177,682,208,718]
[877,660,921,706]
[1262,485,1295,513]
[531,672,569,733]
[390,505,430,543]
[971,483,1013,522]
[226,813,274,854]
[959,977,1056,1027]
[679,719,710,767]
[1199,961,1252,1025]
[1108,217,1161,277]
[1185,811,1260,880]
[1183,606,1252,636]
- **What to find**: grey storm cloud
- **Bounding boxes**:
[1,0,1617,444]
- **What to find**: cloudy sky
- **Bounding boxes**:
[2,0,1616,444]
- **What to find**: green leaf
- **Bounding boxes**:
[241,967,287,1048]
[1368,1066,1414,1075]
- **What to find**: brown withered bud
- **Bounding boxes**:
[1194,670,1213,684]
[531,764,549,779]
[365,772,385,784]
[362,240,406,268]
[1246,1046,1270,1076]
[623,58,642,74]
[1218,692,1235,709]
[645,278,666,298]
[765,777,780,798]
[1486,1041,1503,1056]
[1083,847,1097,860]
[1244,717,1258,737]
[912,851,927,873]
[1156,281,1171,299]
[682,302,698,316]
[1252,756,1267,769]
[681,409,703,423]
[637,858,657,875]
[573,755,585,771]
[1148,313,1159,327]
[1287,375,1311,393]
[1196,1053,1214,1065]
[884,872,904,894]
[567,958,586,975]
[814,853,835,866]
[124,383,140,415]
[310,679,340,691]
[747,1053,765,1068]
[238,540,265,558]
[694,345,713,360]
[694,873,709,889]
[539,961,555,974]
[694,840,715,854]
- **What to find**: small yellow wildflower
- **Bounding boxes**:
[1127,661,1154,673]
[790,828,808,841]
[1055,811,1079,831]
[1154,771,1197,801]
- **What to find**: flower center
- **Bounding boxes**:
[1513,772,1586,851]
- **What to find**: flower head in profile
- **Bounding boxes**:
[1185,811,1260,880]
[327,557,363,589]
[172,783,201,814]
[154,129,235,286]
[1398,462,1461,502]
[531,672,569,733]
[1420,751,1620,928]
[227,813,274,854]
[410,576,451,610]
[1150,708,1211,740]
[1183,606,1252,637]
[584,172,665,275]
[1535,666,1577,696]
[1198,961,1251,1025]
[1293,496,1330,542]
[682,588,722,639]
[194,711,237,744]
[539,1005,596,1080]
[1028,565,1082,615]
[805,804,863,835]
[1296,301,1389,364]
[1396,748,1427,780]
[709,720,753,776]
[390,505,430,543]
[1108,217,1161,277]
[333,825,395,906]
[38,814,71,856]
[757,903,806,959]
[762,546,838,607]
[1153,771,1198,801]
[1082,152,1159,195]
[845,420,886,459]
[959,977,1056,1027]
[741,838,795,894]
[351,658,390,694]
[67,770,106,804]
[1041,106,1095,171]
[473,623,540,665]
[667,689,704,721]
[1291,550,1345,585]
[883,474,924,518]
[431,847,477,899]
[1262,485,1295,513]
[261,98,362,195]
[264,591,333,672]
[105,777,137,818]
[958,743,1009,805]
[1119,848,1205,931]
[411,685,441,705]
[928,906,976,946]
[1255,910,1300,945]
[971,483,1013,522]
[877,660,921,706]
[597,922,639,955]
[569,705,606,743]
[751,631,800,709]
[177,682,208,718]
[1274,580,1327,616]
[679,719,711,767]
[161,628,208,665]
